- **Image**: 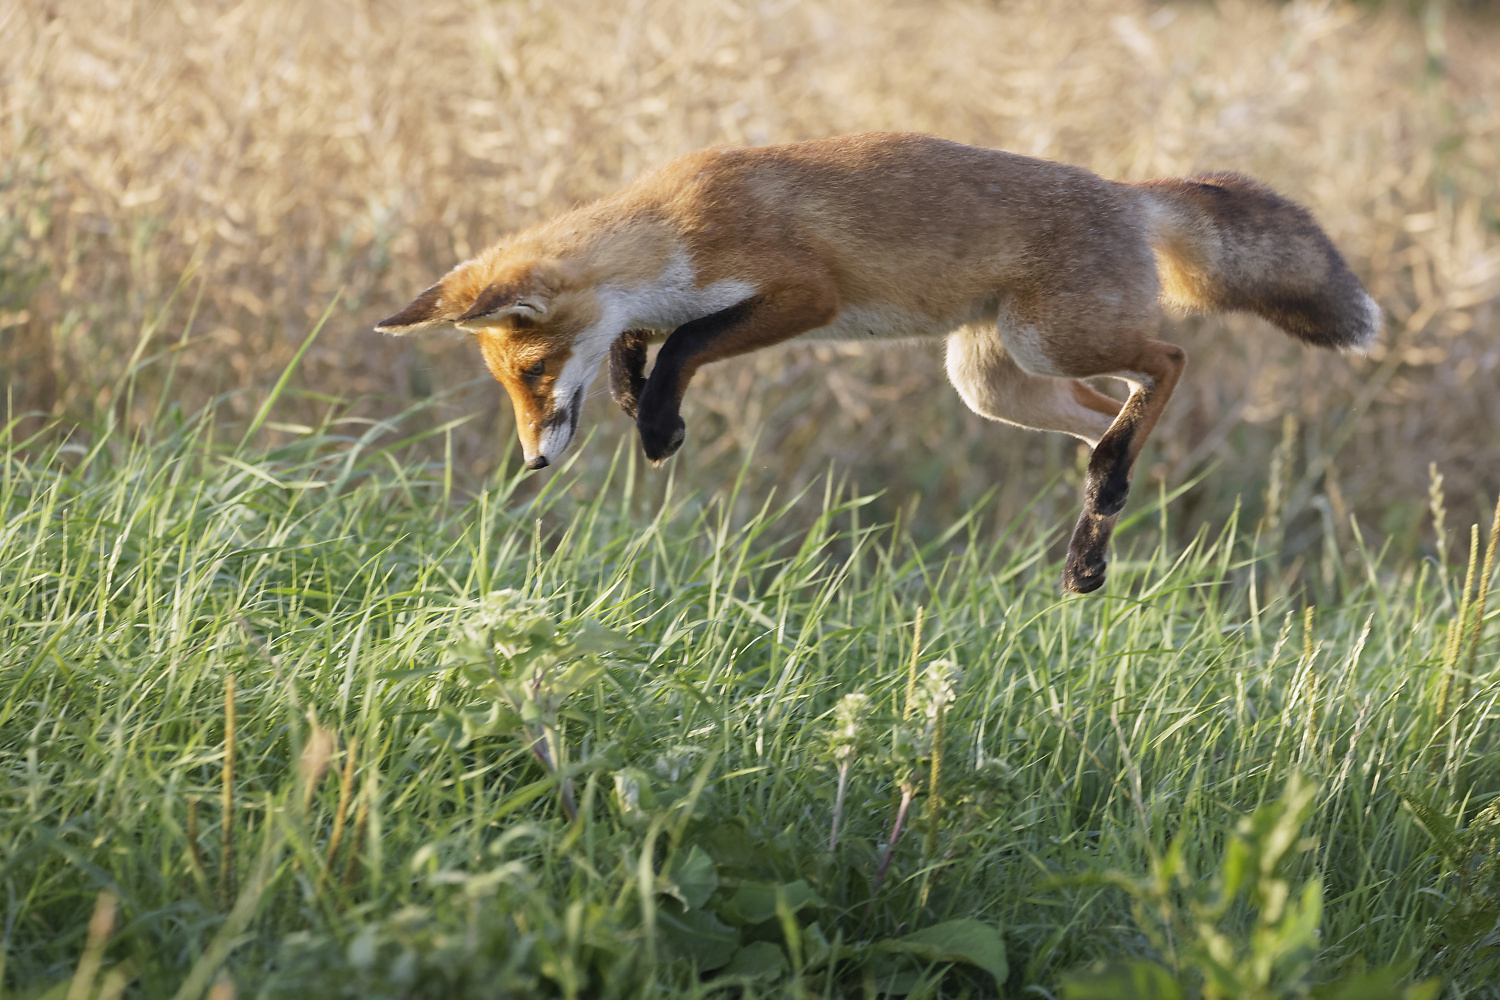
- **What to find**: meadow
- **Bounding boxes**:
[2,0,1500,996]
[1,356,1497,998]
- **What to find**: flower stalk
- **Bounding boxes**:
[827,692,872,850]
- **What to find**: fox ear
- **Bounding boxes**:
[375,259,559,333]
[374,282,450,334]
[457,283,551,323]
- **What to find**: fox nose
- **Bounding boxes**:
[525,455,549,471]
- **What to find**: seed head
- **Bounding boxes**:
[828,692,873,765]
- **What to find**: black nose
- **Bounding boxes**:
[525,455,549,470]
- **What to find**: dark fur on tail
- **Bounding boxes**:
[1141,173,1380,352]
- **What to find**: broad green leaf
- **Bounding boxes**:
[880,917,1008,985]
[702,821,757,869]
[663,845,717,909]
[1443,902,1500,946]
[613,767,657,827]
[722,941,789,981]
[657,904,739,972]
[553,657,605,698]
[719,880,824,926]
[427,703,520,748]
[564,618,629,656]
[802,920,833,970]
[861,953,926,996]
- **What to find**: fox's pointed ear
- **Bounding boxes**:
[374,282,451,334]
[457,284,551,323]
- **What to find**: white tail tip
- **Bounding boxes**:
[1343,292,1381,355]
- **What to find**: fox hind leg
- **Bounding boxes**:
[1082,340,1185,518]
[1063,338,1186,593]
[945,328,1122,595]
[946,324,1185,594]
[944,328,1121,446]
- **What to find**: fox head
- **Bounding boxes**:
[375,254,605,469]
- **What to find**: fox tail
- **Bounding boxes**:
[1137,173,1379,353]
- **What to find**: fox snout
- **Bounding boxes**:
[524,385,583,471]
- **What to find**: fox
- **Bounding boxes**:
[376,132,1378,594]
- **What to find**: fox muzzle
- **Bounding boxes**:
[526,386,583,470]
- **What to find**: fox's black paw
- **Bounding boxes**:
[639,412,686,465]
[1062,547,1108,594]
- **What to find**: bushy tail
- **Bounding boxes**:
[1137,173,1380,352]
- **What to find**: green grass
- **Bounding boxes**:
[2,384,1498,999]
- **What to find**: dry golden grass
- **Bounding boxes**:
[2,0,1497,556]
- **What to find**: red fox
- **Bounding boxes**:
[377,132,1378,593]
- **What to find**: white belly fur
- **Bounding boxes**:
[798,302,987,343]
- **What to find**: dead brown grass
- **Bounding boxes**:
[2,0,1497,557]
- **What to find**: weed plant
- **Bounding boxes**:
[2,353,1498,998]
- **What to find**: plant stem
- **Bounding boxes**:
[870,783,915,903]
[220,672,236,907]
[1459,495,1500,706]
[530,723,577,822]
[320,737,358,893]
[919,698,947,907]
[830,761,850,850]
[1438,524,1479,741]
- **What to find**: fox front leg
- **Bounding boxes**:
[634,283,839,465]
[634,300,762,464]
[609,330,650,419]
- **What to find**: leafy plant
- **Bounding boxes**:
[433,590,627,820]
[1062,776,1439,1000]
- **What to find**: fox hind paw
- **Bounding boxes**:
[1062,555,1108,594]
[1062,537,1109,594]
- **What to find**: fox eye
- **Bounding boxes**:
[521,359,545,382]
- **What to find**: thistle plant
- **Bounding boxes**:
[826,691,873,850]
[438,590,625,821]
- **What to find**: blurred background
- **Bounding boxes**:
[1,0,1497,570]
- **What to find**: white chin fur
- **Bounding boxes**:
[537,421,576,461]
[535,329,614,460]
